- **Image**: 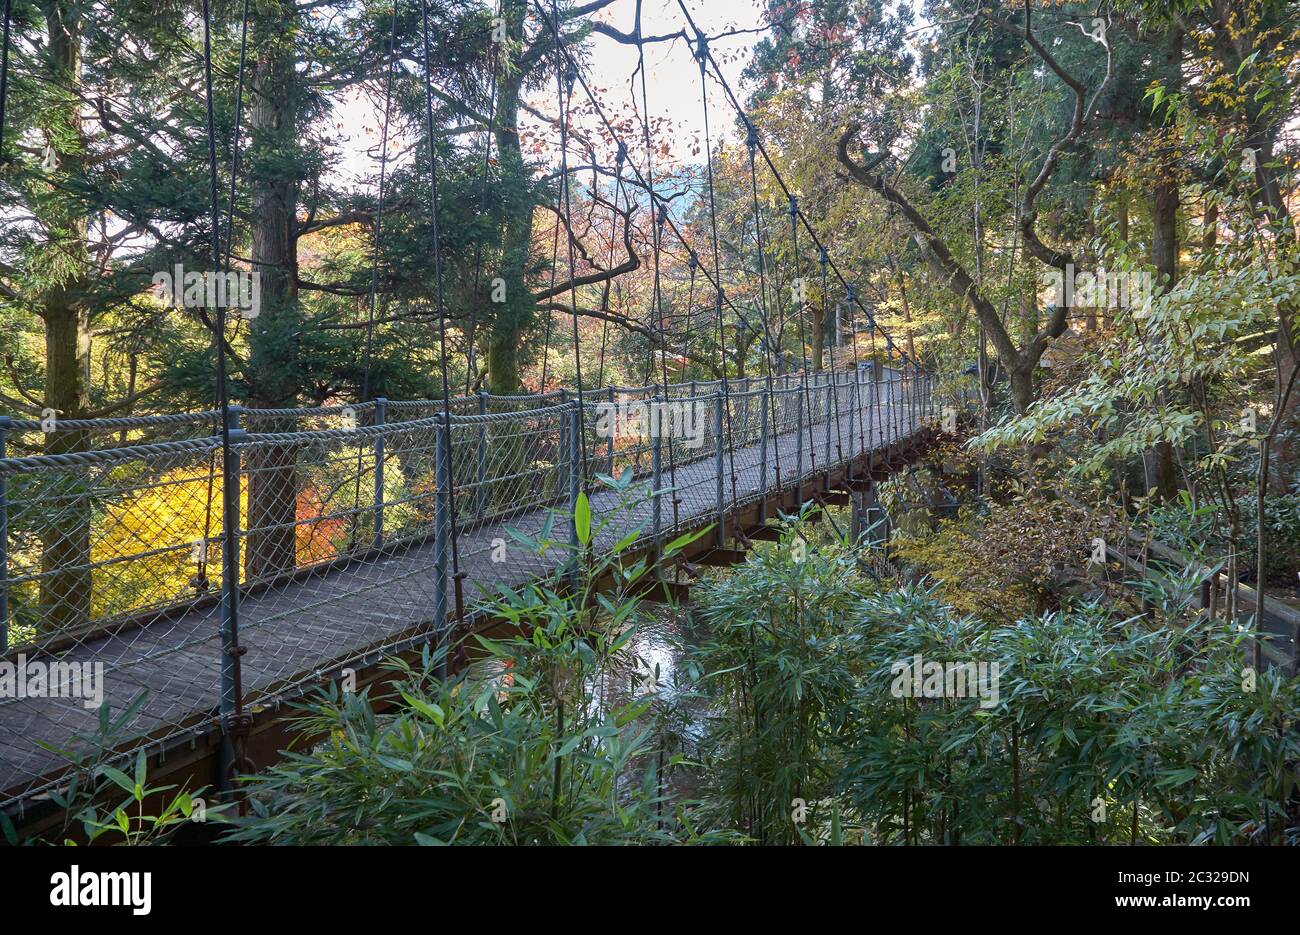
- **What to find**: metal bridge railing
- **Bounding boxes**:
[0,365,937,808]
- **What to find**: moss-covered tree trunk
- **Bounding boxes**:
[487,0,536,396]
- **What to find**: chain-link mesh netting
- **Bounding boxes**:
[0,369,933,808]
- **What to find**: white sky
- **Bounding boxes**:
[331,0,766,186]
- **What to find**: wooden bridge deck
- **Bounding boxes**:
[0,389,924,806]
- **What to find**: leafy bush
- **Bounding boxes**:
[685,511,866,844]
[841,588,1300,844]
[891,495,1110,618]
[226,474,725,845]
[1151,492,1300,586]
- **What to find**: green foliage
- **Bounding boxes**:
[226,472,724,845]
[4,691,226,846]
[1152,492,1300,585]
[674,519,1300,845]
[686,512,867,844]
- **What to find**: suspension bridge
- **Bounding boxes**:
[0,0,951,825]
[0,367,937,816]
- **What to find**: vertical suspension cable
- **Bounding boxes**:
[198,0,251,591]
[200,0,246,766]
[746,129,783,494]
[360,0,399,403]
[419,0,461,577]
[550,1,588,486]
[345,0,399,549]
[820,245,846,473]
[787,192,816,479]
[464,0,502,394]
[692,27,738,514]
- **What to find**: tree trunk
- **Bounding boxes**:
[38,0,92,633]
[243,0,300,581]
[809,302,824,372]
[488,0,535,396]
[1009,363,1035,416]
[1145,26,1182,503]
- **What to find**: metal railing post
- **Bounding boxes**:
[373,397,387,547]
[823,376,833,484]
[796,375,805,483]
[567,403,580,555]
[651,395,663,542]
[218,405,245,784]
[558,388,569,501]
[432,412,451,650]
[0,415,9,653]
[607,386,616,476]
[714,392,725,547]
[758,389,769,522]
[848,371,858,462]
[475,390,488,520]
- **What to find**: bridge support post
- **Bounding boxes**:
[567,403,580,557]
[795,374,805,488]
[847,371,858,468]
[607,386,616,477]
[475,390,488,520]
[758,390,769,523]
[0,415,9,653]
[714,392,725,547]
[218,408,247,795]
[432,412,451,666]
[651,395,663,545]
[373,397,386,547]
[823,376,833,490]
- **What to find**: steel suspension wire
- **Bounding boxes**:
[746,132,785,493]
[360,0,400,404]
[596,145,629,389]
[635,21,683,533]
[346,0,400,548]
[787,192,818,477]
[464,0,502,394]
[674,0,922,376]
[418,0,462,579]
[198,0,252,592]
[200,0,247,774]
[692,28,739,518]
[819,244,845,471]
[528,0,763,381]
[550,12,589,487]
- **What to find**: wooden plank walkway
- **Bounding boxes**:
[0,388,918,804]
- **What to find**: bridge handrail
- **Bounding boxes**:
[0,365,891,435]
